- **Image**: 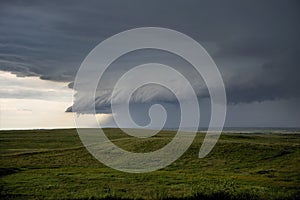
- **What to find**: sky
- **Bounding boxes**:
[0,0,299,129]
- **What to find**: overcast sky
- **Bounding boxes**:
[0,0,299,129]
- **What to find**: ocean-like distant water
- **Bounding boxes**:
[164,127,300,133]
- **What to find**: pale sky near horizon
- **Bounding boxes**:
[0,71,114,129]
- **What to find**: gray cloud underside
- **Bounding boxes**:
[1,0,299,114]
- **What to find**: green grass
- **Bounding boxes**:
[0,129,299,199]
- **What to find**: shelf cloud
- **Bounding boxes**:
[0,0,299,127]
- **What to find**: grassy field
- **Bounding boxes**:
[0,129,299,199]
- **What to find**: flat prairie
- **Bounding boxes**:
[0,129,299,199]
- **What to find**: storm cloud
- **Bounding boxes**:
[1,0,300,117]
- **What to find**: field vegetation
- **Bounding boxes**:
[0,129,299,199]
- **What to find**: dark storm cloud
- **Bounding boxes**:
[0,0,299,113]
[226,46,300,103]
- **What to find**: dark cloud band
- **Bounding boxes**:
[0,0,299,113]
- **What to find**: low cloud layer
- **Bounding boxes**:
[1,0,299,118]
